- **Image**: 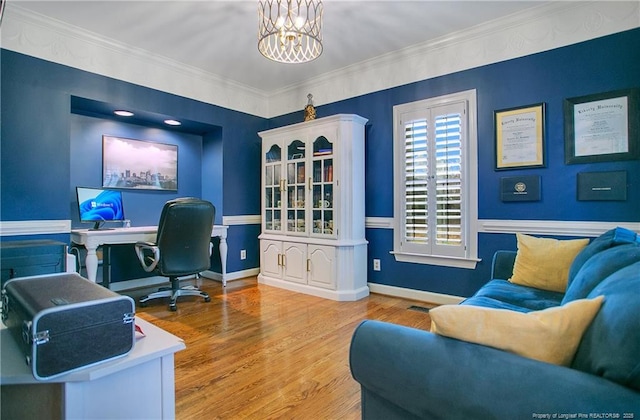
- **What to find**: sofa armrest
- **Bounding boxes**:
[350,320,639,419]
[491,250,516,280]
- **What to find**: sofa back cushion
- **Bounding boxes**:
[567,227,640,285]
[571,262,640,391]
[562,244,640,303]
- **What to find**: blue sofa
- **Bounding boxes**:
[350,228,640,419]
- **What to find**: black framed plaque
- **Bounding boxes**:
[577,171,627,201]
[500,176,541,202]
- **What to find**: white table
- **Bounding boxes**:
[71,225,229,286]
[0,318,185,419]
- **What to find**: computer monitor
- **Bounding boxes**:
[76,187,125,230]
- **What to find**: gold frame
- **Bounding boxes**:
[495,103,545,170]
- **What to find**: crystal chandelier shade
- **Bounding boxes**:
[258,0,323,64]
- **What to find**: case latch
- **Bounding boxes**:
[22,319,49,346]
[33,330,50,346]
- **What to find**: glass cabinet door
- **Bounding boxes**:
[264,144,282,232]
[312,136,334,236]
[286,139,306,234]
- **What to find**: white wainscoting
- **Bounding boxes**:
[4,218,639,302]
[362,217,640,303]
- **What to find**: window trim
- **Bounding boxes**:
[392,89,479,269]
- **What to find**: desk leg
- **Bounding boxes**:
[219,237,228,287]
[102,245,111,289]
[85,245,99,283]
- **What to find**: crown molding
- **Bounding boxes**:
[268,1,640,117]
[1,4,269,117]
[2,2,638,119]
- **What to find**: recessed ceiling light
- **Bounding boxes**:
[114,110,134,117]
[164,119,181,126]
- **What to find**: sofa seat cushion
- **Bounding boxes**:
[463,279,564,312]
[562,243,640,304]
[572,261,640,391]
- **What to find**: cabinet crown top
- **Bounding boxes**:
[259,114,367,137]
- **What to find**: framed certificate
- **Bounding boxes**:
[564,88,639,164]
[495,103,545,170]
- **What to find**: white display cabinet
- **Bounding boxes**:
[258,114,369,301]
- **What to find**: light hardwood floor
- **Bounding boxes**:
[132,277,434,420]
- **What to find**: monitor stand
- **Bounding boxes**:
[89,221,114,231]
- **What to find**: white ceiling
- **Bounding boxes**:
[11,0,547,93]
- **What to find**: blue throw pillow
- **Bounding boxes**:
[571,262,640,391]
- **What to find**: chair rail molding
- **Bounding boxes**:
[366,217,640,237]
[222,215,261,226]
[479,220,640,237]
[0,220,72,236]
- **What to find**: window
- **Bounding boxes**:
[393,90,478,268]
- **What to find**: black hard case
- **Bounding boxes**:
[1,272,135,380]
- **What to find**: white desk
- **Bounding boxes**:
[71,225,229,286]
[0,318,185,419]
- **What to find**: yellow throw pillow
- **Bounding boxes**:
[429,296,603,366]
[509,233,589,292]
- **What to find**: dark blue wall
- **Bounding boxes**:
[2,29,639,295]
[1,50,267,276]
[269,28,640,297]
[69,114,205,228]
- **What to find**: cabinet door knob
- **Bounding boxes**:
[307,259,311,272]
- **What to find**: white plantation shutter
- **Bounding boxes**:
[394,91,477,266]
[434,112,462,248]
[404,119,429,245]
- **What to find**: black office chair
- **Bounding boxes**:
[135,198,215,311]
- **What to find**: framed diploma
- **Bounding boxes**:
[564,88,639,164]
[495,103,545,170]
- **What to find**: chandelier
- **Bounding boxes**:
[258,0,323,64]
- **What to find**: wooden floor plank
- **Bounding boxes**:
[131,277,433,419]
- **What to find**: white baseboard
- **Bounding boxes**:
[201,268,260,283]
[108,275,169,292]
[107,268,260,292]
[368,283,464,306]
[258,274,370,301]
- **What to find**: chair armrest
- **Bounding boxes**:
[491,250,516,280]
[135,241,160,272]
[350,320,640,419]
